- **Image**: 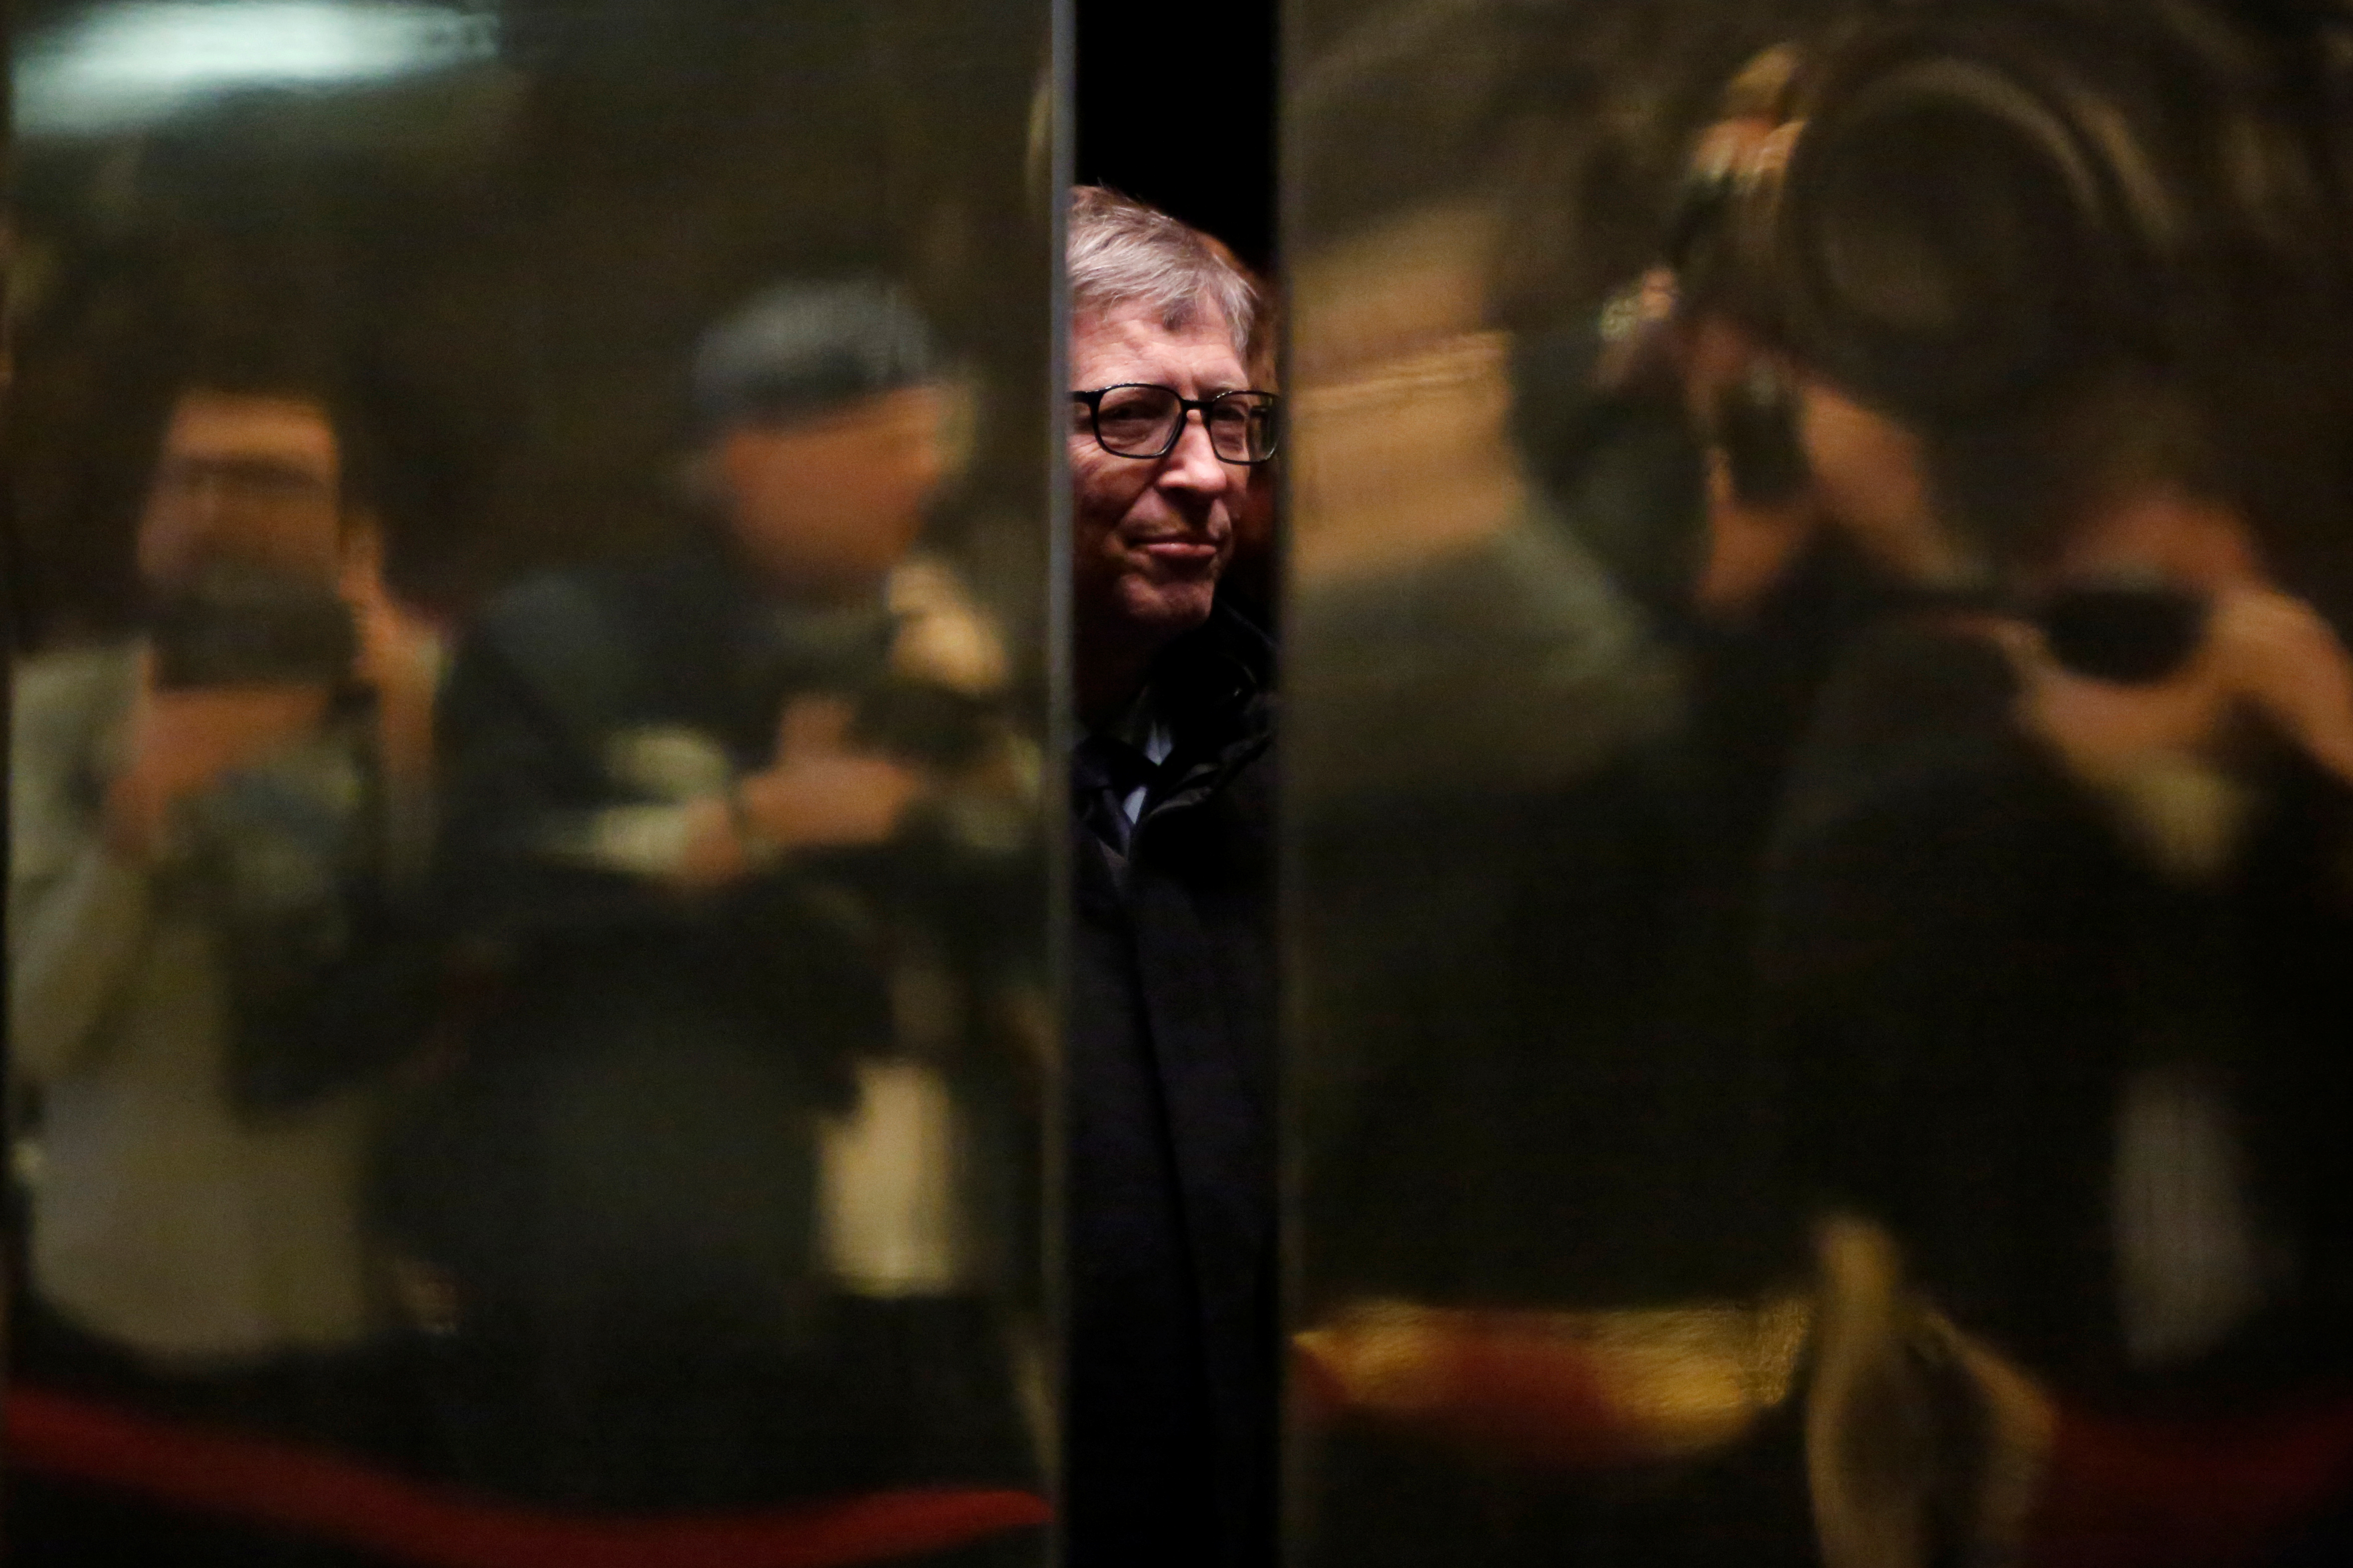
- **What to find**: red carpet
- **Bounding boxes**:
[8,1384,1049,1568]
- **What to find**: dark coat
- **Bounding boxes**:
[1763,620,2353,1404]
[1065,603,1278,1568]
[383,535,1038,1511]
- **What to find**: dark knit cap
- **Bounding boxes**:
[690,279,937,434]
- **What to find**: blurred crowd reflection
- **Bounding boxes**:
[24,0,2353,1561]
[6,3,1052,1564]
[1287,2,2353,1565]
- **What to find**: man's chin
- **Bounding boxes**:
[1116,578,1220,642]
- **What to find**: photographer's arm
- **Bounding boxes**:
[10,653,156,1087]
[14,655,335,1086]
[668,695,924,890]
[434,607,666,940]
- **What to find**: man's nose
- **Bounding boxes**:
[1156,409,1233,498]
[177,473,235,532]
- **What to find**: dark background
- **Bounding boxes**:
[6,0,1056,641]
[1075,0,1277,276]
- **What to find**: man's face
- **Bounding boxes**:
[1070,301,1245,651]
[1788,373,1984,587]
[716,383,946,596]
[135,390,343,590]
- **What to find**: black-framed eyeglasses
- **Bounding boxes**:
[151,456,339,515]
[1071,384,1280,465]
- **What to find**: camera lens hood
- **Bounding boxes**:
[1773,17,2180,422]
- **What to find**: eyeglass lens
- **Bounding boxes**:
[1092,385,1277,462]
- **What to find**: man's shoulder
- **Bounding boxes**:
[1773,622,2043,849]
[1135,655,1276,866]
[462,549,730,696]
[472,562,639,656]
[1287,519,1672,798]
[437,566,672,770]
[12,641,139,744]
[11,642,139,867]
[14,639,140,702]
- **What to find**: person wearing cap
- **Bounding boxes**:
[401,280,1042,1537]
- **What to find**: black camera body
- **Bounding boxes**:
[147,561,359,691]
[2039,579,2212,686]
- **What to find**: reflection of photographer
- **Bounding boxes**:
[407,280,1039,1516]
[1286,7,2353,1568]
[9,347,441,1388]
[1735,8,2353,1565]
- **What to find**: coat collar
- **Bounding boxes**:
[1132,601,1274,832]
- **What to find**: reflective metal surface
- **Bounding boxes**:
[1284,3,2353,1563]
[6,4,1055,1562]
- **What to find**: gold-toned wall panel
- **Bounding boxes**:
[1283,3,2353,1562]
[7,5,1056,1563]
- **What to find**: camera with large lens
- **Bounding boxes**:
[1710,363,1810,509]
[2038,577,2213,687]
[1742,1,2353,674]
[1770,12,2179,424]
[147,560,360,691]
[1764,0,2353,506]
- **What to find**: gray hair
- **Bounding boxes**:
[1068,186,1259,359]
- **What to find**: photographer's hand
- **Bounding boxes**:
[106,662,331,861]
[2019,586,2353,791]
[343,564,439,794]
[2208,587,2353,785]
[674,695,925,889]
